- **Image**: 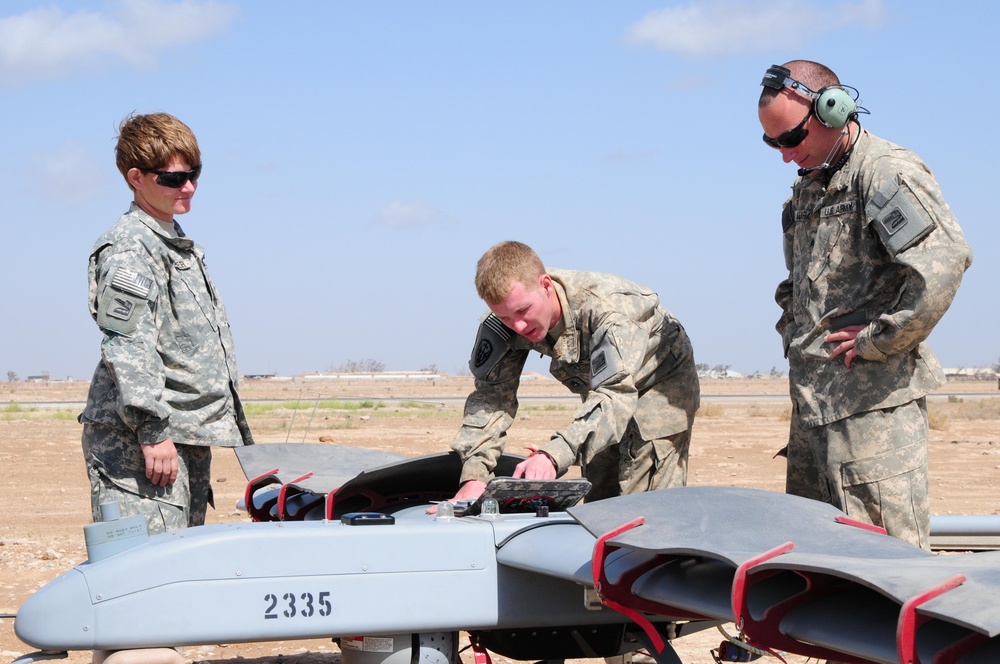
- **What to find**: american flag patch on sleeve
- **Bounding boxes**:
[483,314,513,341]
[111,268,154,299]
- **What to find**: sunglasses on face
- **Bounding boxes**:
[145,164,202,188]
[762,110,812,149]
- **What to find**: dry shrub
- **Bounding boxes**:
[746,403,790,419]
[951,397,1000,420]
[697,403,724,418]
[928,408,950,431]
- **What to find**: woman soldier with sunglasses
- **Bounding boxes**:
[79,112,254,535]
[757,61,972,550]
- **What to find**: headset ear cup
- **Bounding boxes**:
[815,87,856,128]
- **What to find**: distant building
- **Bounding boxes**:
[297,371,442,381]
[942,367,999,381]
[697,369,745,379]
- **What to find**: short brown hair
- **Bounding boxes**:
[475,241,546,304]
[115,112,201,191]
[758,60,841,108]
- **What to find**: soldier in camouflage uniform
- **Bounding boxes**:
[435,241,699,510]
[758,61,972,549]
[79,113,254,535]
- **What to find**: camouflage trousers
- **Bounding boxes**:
[81,422,214,535]
[786,398,930,550]
[583,419,690,502]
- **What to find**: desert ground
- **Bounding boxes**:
[1,376,998,664]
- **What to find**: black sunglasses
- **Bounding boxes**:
[145,164,202,188]
[762,110,812,149]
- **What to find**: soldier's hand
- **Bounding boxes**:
[142,438,179,487]
[426,480,487,514]
[825,324,865,369]
[514,451,557,480]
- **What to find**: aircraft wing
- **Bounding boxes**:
[237,444,529,520]
[235,442,408,489]
[744,548,1000,663]
[569,486,1000,663]
[235,443,409,519]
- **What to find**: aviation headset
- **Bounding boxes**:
[761,64,858,129]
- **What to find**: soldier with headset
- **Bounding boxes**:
[758,60,972,549]
[430,240,699,512]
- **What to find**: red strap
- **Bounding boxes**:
[243,467,279,522]
[591,517,669,653]
[325,490,337,521]
[835,514,888,535]
[591,517,646,593]
[277,472,313,520]
[470,634,492,664]
[896,574,965,664]
[731,541,795,627]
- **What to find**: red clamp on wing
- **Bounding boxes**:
[244,467,280,522]
[730,541,796,663]
[591,517,666,653]
[591,517,720,653]
[835,514,888,535]
[896,574,965,664]
[732,539,881,663]
[326,486,378,521]
[277,472,313,521]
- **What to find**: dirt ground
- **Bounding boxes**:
[1,376,998,664]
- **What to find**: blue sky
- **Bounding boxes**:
[0,0,995,380]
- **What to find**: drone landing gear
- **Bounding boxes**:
[339,633,458,664]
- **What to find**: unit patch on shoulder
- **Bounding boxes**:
[474,338,494,369]
[865,179,934,256]
[96,266,153,335]
[591,351,607,377]
[109,295,136,321]
[469,314,514,380]
[589,334,622,389]
[96,289,144,335]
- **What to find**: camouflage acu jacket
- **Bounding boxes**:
[80,203,253,448]
[452,268,699,484]
[776,129,973,427]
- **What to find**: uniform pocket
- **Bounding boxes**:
[806,219,844,282]
[168,265,218,355]
[840,440,927,487]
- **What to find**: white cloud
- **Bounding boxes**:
[30,141,107,205]
[624,0,887,59]
[368,201,456,230]
[0,0,239,83]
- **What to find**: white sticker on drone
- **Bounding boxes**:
[342,636,394,653]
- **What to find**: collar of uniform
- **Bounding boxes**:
[129,202,194,247]
[796,126,867,189]
[545,275,579,363]
[824,126,868,190]
[547,315,566,343]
